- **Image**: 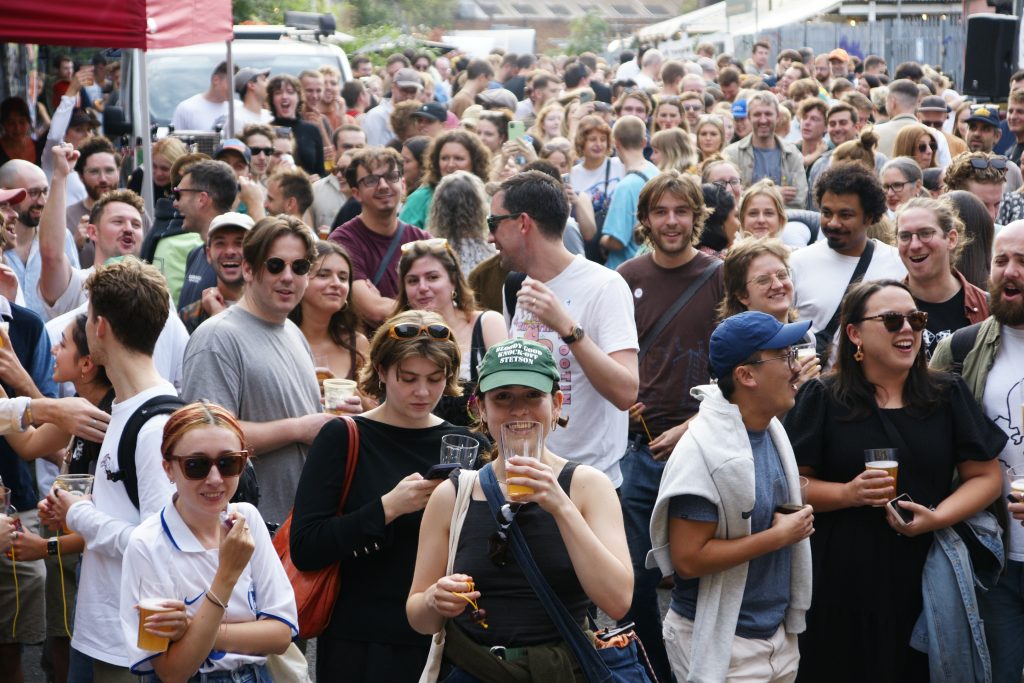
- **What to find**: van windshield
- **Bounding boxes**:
[147,51,341,125]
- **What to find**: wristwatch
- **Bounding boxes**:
[47,538,59,556]
[561,325,585,345]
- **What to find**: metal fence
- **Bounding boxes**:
[734,17,967,89]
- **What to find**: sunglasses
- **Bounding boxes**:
[856,311,929,332]
[487,212,523,234]
[387,323,453,341]
[249,147,274,157]
[916,141,938,153]
[172,187,204,201]
[968,157,1008,171]
[265,257,312,276]
[168,452,248,480]
[488,503,516,567]
[682,103,704,112]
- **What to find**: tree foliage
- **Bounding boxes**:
[566,9,610,55]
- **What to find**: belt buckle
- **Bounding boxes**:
[489,645,507,660]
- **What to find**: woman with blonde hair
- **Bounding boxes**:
[650,97,686,134]
[738,179,787,239]
[694,115,727,161]
[650,128,697,174]
[291,310,480,681]
[128,136,188,200]
[893,123,939,169]
[528,101,565,146]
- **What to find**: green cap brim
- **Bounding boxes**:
[478,369,557,394]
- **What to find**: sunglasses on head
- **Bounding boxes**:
[856,311,929,332]
[168,452,248,480]
[968,157,1008,171]
[265,257,312,276]
[387,323,453,341]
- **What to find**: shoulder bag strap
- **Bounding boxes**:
[638,259,722,362]
[872,403,911,455]
[468,314,486,384]
[371,227,407,288]
[949,322,983,377]
[821,239,875,341]
[479,466,613,683]
[337,416,360,514]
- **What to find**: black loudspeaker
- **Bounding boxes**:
[963,13,1020,100]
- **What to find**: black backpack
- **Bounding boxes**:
[948,322,983,377]
[113,396,260,509]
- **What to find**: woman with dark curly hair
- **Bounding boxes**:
[267,74,324,176]
[399,129,492,229]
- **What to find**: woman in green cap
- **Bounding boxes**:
[407,338,632,682]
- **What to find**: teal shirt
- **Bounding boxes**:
[399,185,434,229]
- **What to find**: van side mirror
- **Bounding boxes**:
[103,106,132,137]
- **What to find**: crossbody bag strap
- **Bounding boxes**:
[371,227,407,288]
[337,416,360,514]
[821,239,875,340]
[638,259,722,362]
[479,466,612,683]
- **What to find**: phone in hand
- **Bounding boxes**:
[888,493,914,524]
[507,120,526,142]
[425,463,459,480]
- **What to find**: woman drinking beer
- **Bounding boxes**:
[119,402,296,682]
[290,309,479,681]
[785,280,1004,682]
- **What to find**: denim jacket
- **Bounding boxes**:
[911,510,1004,683]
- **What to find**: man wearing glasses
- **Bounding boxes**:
[329,147,430,327]
[182,215,334,526]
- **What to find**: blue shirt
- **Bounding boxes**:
[5,232,81,319]
[601,161,659,270]
[668,429,792,638]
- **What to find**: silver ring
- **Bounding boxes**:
[531,297,537,305]
[90,418,96,427]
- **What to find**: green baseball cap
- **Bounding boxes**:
[477,339,560,393]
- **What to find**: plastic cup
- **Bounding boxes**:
[864,448,899,499]
[440,434,480,469]
[53,474,94,533]
[794,341,816,363]
[136,578,177,652]
[324,379,358,415]
[500,421,544,502]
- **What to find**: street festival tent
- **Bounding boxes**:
[0,0,234,213]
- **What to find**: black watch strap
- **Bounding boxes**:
[47,538,59,556]
[561,325,584,345]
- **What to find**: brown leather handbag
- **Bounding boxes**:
[272,416,359,639]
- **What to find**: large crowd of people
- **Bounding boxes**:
[0,37,1022,683]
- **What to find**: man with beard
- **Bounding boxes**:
[177,212,251,333]
[614,171,724,683]
[0,159,80,317]
[789,163,906,367]
[963,106,1024,193]
[39,144,144,318]
[489,170,638,486]
[328,147,430,328]
[931,219,1024,683]
[723,91,807,209]
[65,136,118,268]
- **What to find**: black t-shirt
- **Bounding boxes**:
[915,287,968,357]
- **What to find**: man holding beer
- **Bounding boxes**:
[647,311,814,682]
[181,215,335,527]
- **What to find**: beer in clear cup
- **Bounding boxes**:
[864,448,898,496]
[500,421,544,501]
[136,599,173,651]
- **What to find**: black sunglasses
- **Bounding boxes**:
[387,323,452,341]
[969,157,1008,172]
[265,257,312,276]
[171,187,204,201]
[168,452,248,480]
[249,146,274,157]
[916,141,937,153]
[856,311,929,332]
[486,212,523,234]
[488,503,517,567]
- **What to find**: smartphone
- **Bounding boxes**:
[597,622,635,642]
[888,493,914,524]
[579,90,593,104]
[425,463,459,480]
[507,120,526,142]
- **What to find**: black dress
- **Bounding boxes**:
[784,375,1005,683]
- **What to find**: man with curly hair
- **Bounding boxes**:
[943,151,1009,223]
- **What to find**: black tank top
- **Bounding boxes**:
[452,462,589,646]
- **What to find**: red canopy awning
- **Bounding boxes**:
[0,0,232,49]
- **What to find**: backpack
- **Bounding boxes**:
[948,322,983,377]
[113,396,260,509]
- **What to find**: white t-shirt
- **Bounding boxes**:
[230,103,273,137]
[504,255,638,486]
[983,325,1024,561]
[790,239,908,334]
[66,382,178,666]
[171,93,230,132]
[570,158,625,215]
[120,500,298,674]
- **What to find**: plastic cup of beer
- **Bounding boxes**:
[324,379,358,415]
[794,341,816,363]
[441,434,480,469]
[136,600,174,652]
[864,448,899,499]
[52,474,94,533]
[314,354,332,394]
[500,421,544,502]
[1008,466,1024,502]
[799,476,809,504]
[774,476,809,514]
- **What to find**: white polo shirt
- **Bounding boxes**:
[120,500,298,674]
[66,383,178,666]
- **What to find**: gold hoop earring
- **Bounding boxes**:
[854,344,864,362]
